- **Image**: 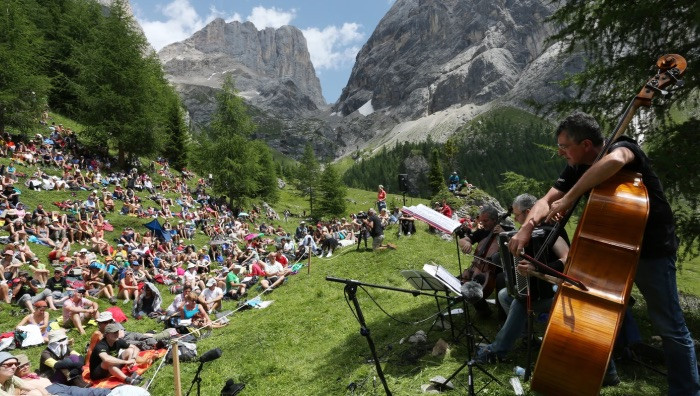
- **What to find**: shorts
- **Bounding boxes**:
[267,276,280,284]
[372,235,384,250]
[89,364,113,381]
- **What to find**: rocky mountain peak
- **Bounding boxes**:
[334,0,563,119]
[159,18,325,123]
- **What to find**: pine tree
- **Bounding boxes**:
[0,0,51,133]
[255,141,279,203]
[317,164,347,218]
[197,76,259,207]
[162,93,190,171]
[296,143,321,215]
[70,0,167,165]
[428,148,444,196]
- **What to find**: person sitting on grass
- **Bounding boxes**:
[62,288,99,335]
[132,282,163,319]
[200,278,223,314]
[39,330,89,388]
[88,323,143,385]
[117,269,139,304]
[261,258,285,291]
[13,271,58,312]
[83,264,117,305]
[222,266,247,300]
[0,351,50,396]
[178,292,213,329]
[16,301,50,342]
[28,256,49,287]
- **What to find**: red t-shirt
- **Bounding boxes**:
[441,204,453,218]
[377,189,386,201]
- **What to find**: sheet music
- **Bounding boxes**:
[401,270,450,291]
[402,204,462,234]
[423,263,462,295]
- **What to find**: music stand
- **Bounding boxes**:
[401,269,462,339]
[422,265,502,395]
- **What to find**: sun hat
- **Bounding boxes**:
[96,311,114,323]
[15,354,29,367]
[48,330,67,344]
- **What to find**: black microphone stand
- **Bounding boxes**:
[186,361,205,396]
[326,276,458,396]
[186,351,221,396]
[437,300,503,395]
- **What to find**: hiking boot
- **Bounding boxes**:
[109,297,117,305]
[125,373,143,385]
[473,346,498,364]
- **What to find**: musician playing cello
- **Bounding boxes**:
[509,112,699,395]
[458,205,508,318]
[474,193,569,364]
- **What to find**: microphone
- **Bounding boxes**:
[461,281,483,303]
[199,348,222,363]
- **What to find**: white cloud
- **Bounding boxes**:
[302,23,364,70]
[136,0,364,72]
[246,6,296,29]
[136,0,240,51]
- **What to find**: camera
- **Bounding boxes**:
[355,212,368,220]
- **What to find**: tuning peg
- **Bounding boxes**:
[646,84,669,96]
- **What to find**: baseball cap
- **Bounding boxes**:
[206,279,216,287]
[79,248,88,253]
[187,263,196,269]
[104,323,120,333]
[96,312,114,323]
[0,352,17,365]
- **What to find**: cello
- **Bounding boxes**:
[460,208,512,298]
[530,54,687,395]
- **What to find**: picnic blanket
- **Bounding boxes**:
[81,348,166,389]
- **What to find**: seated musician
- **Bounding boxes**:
[474,193,568,364]
[458,205,509,318]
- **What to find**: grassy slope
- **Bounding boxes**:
[2,119,697,395]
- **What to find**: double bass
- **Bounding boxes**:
[531,55,687,395]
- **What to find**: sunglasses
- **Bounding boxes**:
[1,362,18,368]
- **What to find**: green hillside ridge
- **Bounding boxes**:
[342,107,563,204]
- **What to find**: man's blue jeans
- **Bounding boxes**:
[609,254,699,395]
[489,288,552,357]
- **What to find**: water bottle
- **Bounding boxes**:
[514,366,526,378]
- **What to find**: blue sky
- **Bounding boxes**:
[130,0,396,104]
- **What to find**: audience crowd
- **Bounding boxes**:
[0,120,415,394]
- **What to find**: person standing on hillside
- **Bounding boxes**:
[508,112,699,394]
[376,185,386,212]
